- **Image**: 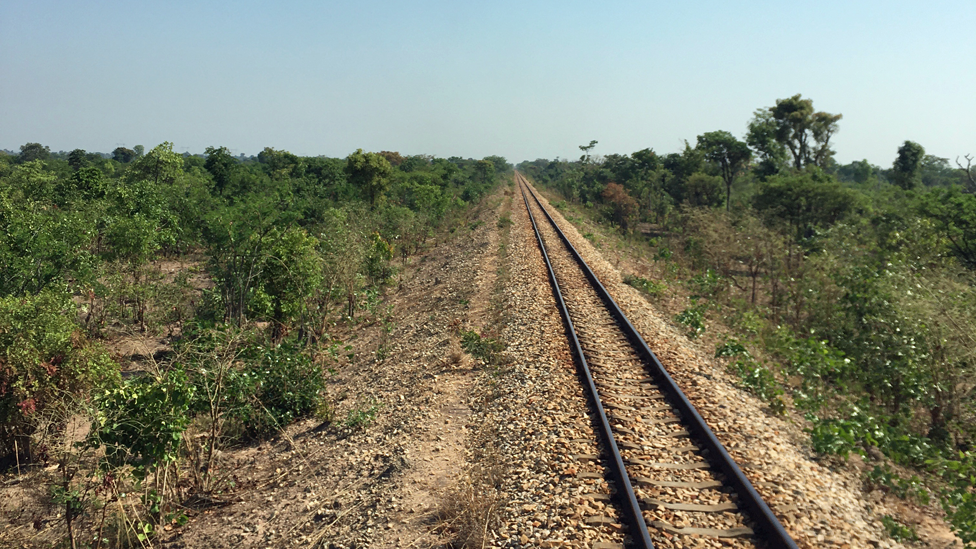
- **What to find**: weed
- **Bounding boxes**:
[624,274,666,296]
[675,305,706,338]
[688,269,722,298]
[714,338,785,413]
[865,465,930,504]
[497,214,512,228]
[438,439,505,548]
[346,400,382,430]
[459,329,505,367]
[881,515,918,541]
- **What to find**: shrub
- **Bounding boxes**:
[674,305,706,338]
[714,339,784,412]
[601,182,638,231]
[459,329,505,366]
[90,369,193,477]
[881,515,918,542]
[624,274,666,296]
[0,290,119,459]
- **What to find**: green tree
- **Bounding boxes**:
[482,155,512,175]
[630,148,660,180]
[920,155,963,188]
[258,147,301,180]
[474,159,495,186]
[579,140,598,165]
[750,94,842,170]
[662,141,704,203]
[18,143,50,163]
[112,147,136,164]
[746,109,789,179]
[0,164,98,295]
[345,149,393,207]
[125,142,184,187]
[204,145,238,194]
[204,191,292,323]
[67,149,88,171]
[683,173,725,209]
[260,227,323,338]
[697,131,751,211]
[133,144,145,158]
[891,141,926,190]
[753,171,856,241]
[918,187,976,269]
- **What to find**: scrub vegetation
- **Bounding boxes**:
[519,93,976,544]
[0,142,509,546]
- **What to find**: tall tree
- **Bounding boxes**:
[474,159,495,185]
[746,109,788,179]
[579,140,598,165]
[112,147,136,164]
[67,149,88,171]
[204,146,238,194]
[749,95,841,170]
[18,143,50,163]
[345,149,392,207]
[697,131,751,211]
[891,141,926,190]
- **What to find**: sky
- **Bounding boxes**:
[1,0,974,167]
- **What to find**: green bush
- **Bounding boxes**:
[176,323,326,440]
[674,305,706,338]
[459,329,505,366]
[714,339,784,411]
[624,274,666,296]
[930,452,976,546]
[91,369,193,477]
[881,515,918,542]
[0,290,119,459]
[865,465,930,505]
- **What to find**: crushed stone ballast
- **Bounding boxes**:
[517,172,799,549]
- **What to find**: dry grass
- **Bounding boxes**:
[437,455,505,548]
[441,336,472,371]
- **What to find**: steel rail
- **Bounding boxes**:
[517,177,655,549]
[517,173,799,549]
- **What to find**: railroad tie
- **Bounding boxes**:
[649,521,755,539]
[641,498,738,513]
[634,477,722,489]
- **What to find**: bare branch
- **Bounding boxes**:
[956,154,976,193]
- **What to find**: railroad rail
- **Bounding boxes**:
[515,172,798,549]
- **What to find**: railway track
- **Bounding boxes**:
[515,172,798,549]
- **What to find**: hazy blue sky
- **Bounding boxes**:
[2,1,974,166]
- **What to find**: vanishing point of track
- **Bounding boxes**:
[516,172,798,549]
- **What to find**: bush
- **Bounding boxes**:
[90,369,193,477]
[187,333,324,439]
[459,329,505,366]
[714,339,784,411]
[675,305,707,338]
[624,274,666,296]
[0,290,119,459]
